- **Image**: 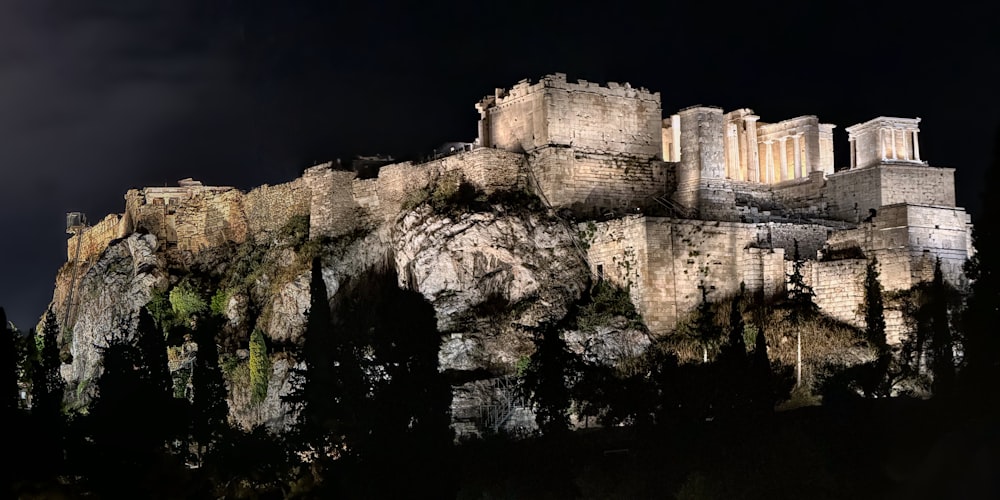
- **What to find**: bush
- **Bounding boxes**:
[575,281,645,333]
[210,288,231,317]
[169,281,207,320]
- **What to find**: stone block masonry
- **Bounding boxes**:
[66,214,126,262]
[585,216,839,335]
[476,73,662,158]
[528,147,670,217]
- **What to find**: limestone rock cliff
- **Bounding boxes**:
[49,201,591,431]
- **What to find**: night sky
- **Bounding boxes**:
[1,1,997,330]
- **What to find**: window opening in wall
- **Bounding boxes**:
[596,264,605,282]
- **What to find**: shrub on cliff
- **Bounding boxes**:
[170,280,208,321]
[249,327,270,405]
[575,281,645,334]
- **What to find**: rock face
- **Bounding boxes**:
[393,207,590,368]
[49,203,592,433]
[58,233,166,402]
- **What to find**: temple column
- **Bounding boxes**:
[793,133,803,178]
[881,128,888,161]
[671,114,682,161]
[764,140,774,183]
[890,128,897,159]
[912,129,921,161]
[849,137,856,169]
[726,122,740,179]
[744,115,760,182]
[778,137,788,182]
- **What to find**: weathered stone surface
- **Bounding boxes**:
[394,206,590,366]
[59,233,166,400]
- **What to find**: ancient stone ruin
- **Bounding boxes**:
[66,73,974,342]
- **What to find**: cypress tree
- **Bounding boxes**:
[719,284,748,364]
[863,257,888,354]
[523,322,575,436]
[190,314,230,462]
[249,327,270,405]
[136,308,172,406]
[32,309,66,432]
[929,258,955,397]
[285,256,339,456]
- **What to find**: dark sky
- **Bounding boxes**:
[1,0,997,330]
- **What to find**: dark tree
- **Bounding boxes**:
[858,256,894,398]
[719,284,748,365]
[523,322,576,436]
[785,240,817,388]
[786,240,818,323]
[327,264,454,498]
[189,314,231,464]
[136,307,173,405]
[691,286,722,362]
[37,309,65,409]
[863,257,888,354]
[0,308,20,414]
[24,308,69,482]
[929,259,955,397]
[751,316,775,413]
[81,326,188,499]
[284,256,344,459]
[960,124,1000,410]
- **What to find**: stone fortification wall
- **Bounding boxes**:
[477,73,662,158]
[585,216,838,335]
[529,147,670,217]
[243,178,312,236]
[307,148,529,239]
[825,204,971,291]
[795,259,867,328]
[175,190,248,253]
[825,165,882,222]
[770,172,828,216]
[825,164,956,222]
[878,164,955,207]
[476,80,547,153]
[793,257,910,342]
[67,214,126,262]
[582,215,649,317]
[304,166,365,240]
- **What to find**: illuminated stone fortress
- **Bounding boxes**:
[66,73,974,340]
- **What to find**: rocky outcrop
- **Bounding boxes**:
[48,202,594,433]
[393,206,590,368]
[58,233,166,402]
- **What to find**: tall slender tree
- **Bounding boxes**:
[863,257,888,354]
[189,314,230,463]
[719,284,748,365]
[785,240,817,387]
[961,124,1000,409]
[285,256,343,458]
[249,327,270,405]
[523,322,576,436]
[929,258,955,397]
[0,308,20,414]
